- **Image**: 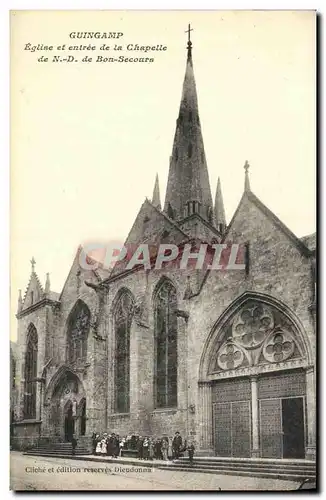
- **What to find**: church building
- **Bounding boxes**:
[12,33,316,461]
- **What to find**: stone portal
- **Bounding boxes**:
[46,368,86,440]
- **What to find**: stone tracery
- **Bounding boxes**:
[213,301,302,373]
[232,303,274,349]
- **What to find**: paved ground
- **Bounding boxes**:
[10,452,299,491]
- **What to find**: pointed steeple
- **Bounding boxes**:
[45,272,51,295]
[215,177,226,232]
[164,26,213,222]
[152,173,161,210]
[244,160,251,192]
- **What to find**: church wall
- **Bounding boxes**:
[48,262,108,436]
[179,215,220,243]
[15,307,48,423]
[12,422,42,451]
[226,196,315,357]
[104,268,191,438]
[181,196,315,454]
[185,196,314,387]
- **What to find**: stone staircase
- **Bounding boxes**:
[25,440,92,457]
[23,444,316,483]
[159,456,316,482]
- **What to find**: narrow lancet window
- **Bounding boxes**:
[114,290,134,413]
[154,280,178,408]
[67,300,90,365]
[24,325,38,419]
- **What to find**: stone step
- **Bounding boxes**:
[23,453,316,482]
[174,460,315,472]
[159,466,315,482]
[32,445,87,451]
[176,457,315,467]
[167,462,315,475]
[27,451,90,455]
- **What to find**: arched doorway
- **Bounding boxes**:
[46,367,86,441]
[198,292,313,459]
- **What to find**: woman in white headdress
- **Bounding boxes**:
[95,435,102,455]
[101,433,108,455]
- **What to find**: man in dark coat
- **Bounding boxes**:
[137,436,144,460]
[113,434,120,458]
[187,440,195,465]
[91,432,97,455]
[172,432,182,459]
[71,435,77,455]
[106,434,113,457]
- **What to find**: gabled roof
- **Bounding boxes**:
[300,232,316,252]
[224,190,313,257]
[108,199,189,278]
[22,270,44,311]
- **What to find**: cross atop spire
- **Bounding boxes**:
[30,257,36,273]
[244,160,251,192]
[185,23,193,43]
[185,23,193,61]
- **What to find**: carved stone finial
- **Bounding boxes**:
[244,160,251,192]
[45,273,50,294]
[30,257,36,273]
[244,160,250,173]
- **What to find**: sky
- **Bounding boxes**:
[10,10,316,340]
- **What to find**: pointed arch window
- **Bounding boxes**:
[154,280,178,408]
[67,300,90,365]
[114,290,134,413]
[24,325,38,419]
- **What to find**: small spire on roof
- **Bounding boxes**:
[152,173,161,210]
[215,177,226,232]
[45,273,50,294]
[244,160,251,192]
[30,256,36,273]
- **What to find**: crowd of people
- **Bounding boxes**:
[91,431,195,464]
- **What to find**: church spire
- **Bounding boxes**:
[215,177,226,232]
[164,25,213,222]
[244,160,251,192]
[152,173,161,209]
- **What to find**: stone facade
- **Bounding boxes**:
[12,39,316,461]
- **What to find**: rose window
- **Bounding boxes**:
[217,342,244,370]
[232,304,274,349]
[263,330,294,363]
